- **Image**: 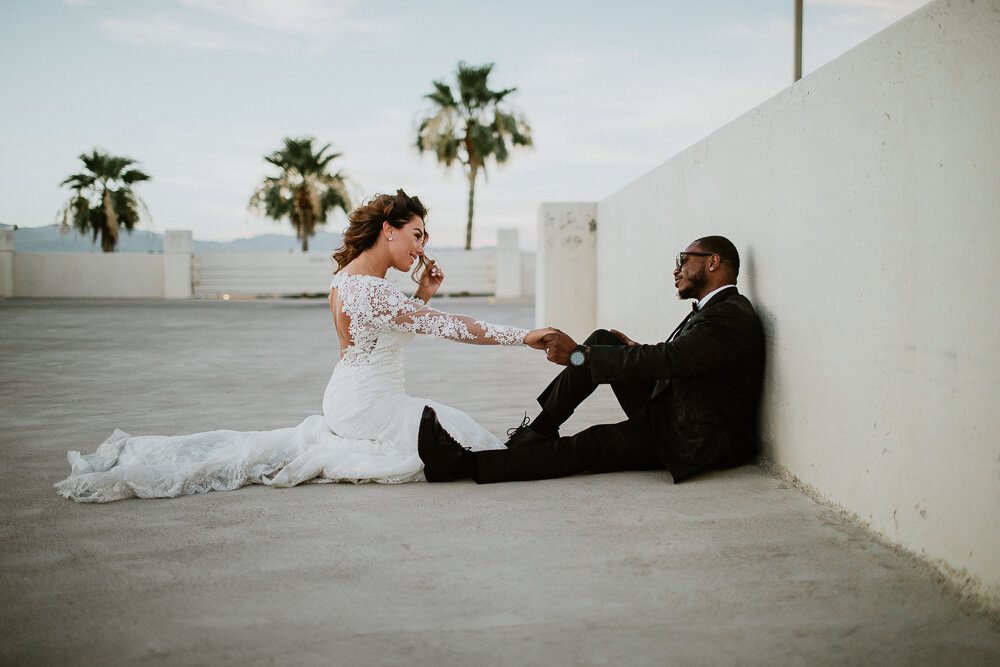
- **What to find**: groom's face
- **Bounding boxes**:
[674,242,710,300]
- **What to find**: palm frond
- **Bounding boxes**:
[57,149,152,251]
[121,169,152,185]
[110,188,143,230]
[250,137,355,250]
[86,206,104,242]
[416,61,534,249]
[60,172,96,189]
[425,80,456,109]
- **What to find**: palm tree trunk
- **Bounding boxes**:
[301,213,312,252]
[465,166,477,250]
[297,186,313,252]
[101,228,115,253]
[101,188,118,253]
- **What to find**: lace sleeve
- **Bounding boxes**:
[341,275,528,346]
[390,298,530,346]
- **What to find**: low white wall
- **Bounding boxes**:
[14,253,166,298]
[193,253,335,297]
[591,0,999,601]
[4,229,533,300]
[0,229,14,298]
[194,234,531,298]
[163,230,193,299]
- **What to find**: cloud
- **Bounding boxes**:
[96,14,254,51]
[176,0,386,38]
[90,0,390,54]
[515,45,787,171]
[812,0,926,9]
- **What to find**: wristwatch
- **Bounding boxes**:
[569,345,589,367]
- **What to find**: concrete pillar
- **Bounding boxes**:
[163,230,193,299]
[0,229,14,298]
[536,203,597,339]
[494,228,522,299]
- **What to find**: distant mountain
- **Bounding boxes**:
[0,224,343,253]
[192,231,345,254]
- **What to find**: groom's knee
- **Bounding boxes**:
[584,329,618,345]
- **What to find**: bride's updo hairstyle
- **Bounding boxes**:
[333,189,429,280]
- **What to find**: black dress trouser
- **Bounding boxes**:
[474,329,665,484]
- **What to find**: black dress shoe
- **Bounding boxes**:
[418,406,474,482]
[503,414,558,449]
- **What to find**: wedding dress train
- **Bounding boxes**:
[55,273,529,503]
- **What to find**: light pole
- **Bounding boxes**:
[794,0,803,81]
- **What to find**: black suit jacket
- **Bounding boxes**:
[587,287,765,482]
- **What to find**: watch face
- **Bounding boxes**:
[570,350,585,365]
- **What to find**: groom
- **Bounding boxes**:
[418,235,765,484]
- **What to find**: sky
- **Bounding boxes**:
[0,0,929,249]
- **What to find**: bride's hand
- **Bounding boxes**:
[414,259,444,301]
[523,327,559,350]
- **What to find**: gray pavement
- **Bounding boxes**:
[1,297,998,666]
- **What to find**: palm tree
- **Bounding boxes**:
[249,137,353,252]
[58,150,152,253]
[416,61,533,250]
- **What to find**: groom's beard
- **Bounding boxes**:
[677,268,708,300]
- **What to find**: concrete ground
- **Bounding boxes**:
[1,297,998,666]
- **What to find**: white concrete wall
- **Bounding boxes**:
[195,249,508,298]
[593,0,999,602]
[4,230,532,299]
[14,253,166,298]
[0,229,14,298]
[192,253,335,297]
[163,230,193,299]
[536,203,597,338]
[494,228,523,299]
[10,229,194,299]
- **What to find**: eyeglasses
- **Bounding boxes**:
[675,251,714,270]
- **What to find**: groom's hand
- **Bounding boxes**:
[610,329,638,347]
[542,331,577,366]
[524,327,558,349]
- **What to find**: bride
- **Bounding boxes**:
[56,189,553,502]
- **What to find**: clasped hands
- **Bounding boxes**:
[523,328,638,365]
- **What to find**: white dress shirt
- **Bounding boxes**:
[696,284,736,311]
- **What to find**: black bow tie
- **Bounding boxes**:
[692,302,700,313]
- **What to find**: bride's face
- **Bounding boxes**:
[388,215,426,272]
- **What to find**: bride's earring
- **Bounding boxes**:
[388,236,393,241]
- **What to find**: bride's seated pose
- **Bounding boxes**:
[56,189,553,502]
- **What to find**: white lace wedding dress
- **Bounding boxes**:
[55,273,529,503]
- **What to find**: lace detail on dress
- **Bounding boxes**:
[330,273,528,366]
[408,313,476,341]
[476,320,529,346]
